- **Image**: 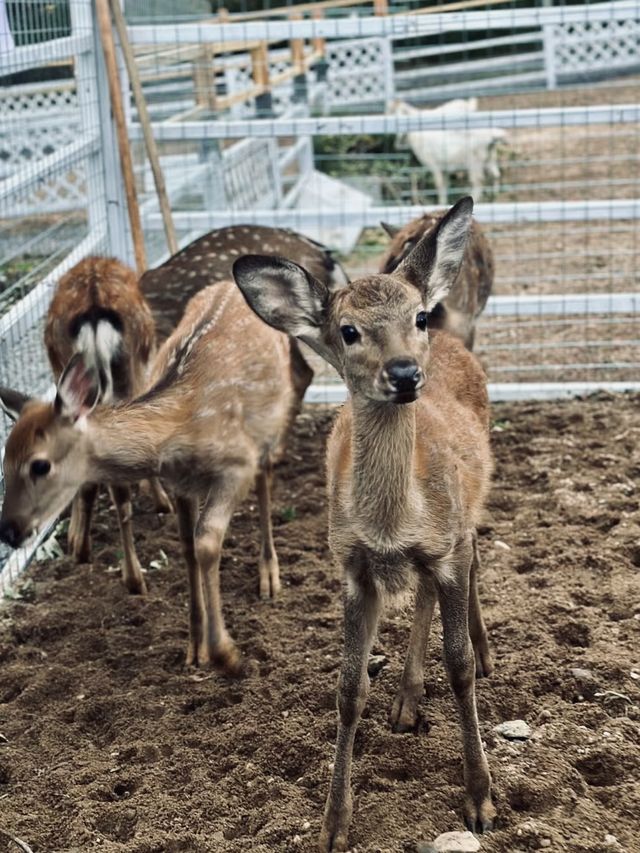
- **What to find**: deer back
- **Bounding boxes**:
[44,257,155,401]
[141,281,295,475]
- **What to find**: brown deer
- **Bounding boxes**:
[379,210,494,350]
[234,197,495,851]
[140,225,349,404]
[0,279,296,671]
[0,256,168,595]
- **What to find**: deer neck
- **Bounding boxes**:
[85,402,175,483]
[350,397,421,551]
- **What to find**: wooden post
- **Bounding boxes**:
[95,0,147,275]
[374,0,388,14]
[217,6,229,21]
[194,44,217,111]
[289,11,307,104]
[108,0,178,257]
[251,41,273,116]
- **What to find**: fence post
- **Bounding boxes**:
[252,41,273,117]
[374,0,389,15]
[290,11,308,105]
[543,24,558,90]
[70,0,133,265]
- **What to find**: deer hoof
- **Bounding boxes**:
[474,638,494,679]
[390,687,423,733]
[213,642,244,678]
[319,801,352,852]
[464,793,496,834]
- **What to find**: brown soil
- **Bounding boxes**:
[1,395,639,853]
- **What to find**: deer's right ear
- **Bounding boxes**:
[381,222,400,239]
[234,255,339,368]
[0,387,32,421]
[55,354,101,421]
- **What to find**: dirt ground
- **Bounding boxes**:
[0,394,639,853]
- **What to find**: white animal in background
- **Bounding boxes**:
[391,99,507,204]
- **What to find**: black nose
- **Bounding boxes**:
[0,519,22,549]
[385,359,423,393]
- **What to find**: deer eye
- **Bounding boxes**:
[416,311,428,331]
[30,459,51,478]
[340,325,360,345]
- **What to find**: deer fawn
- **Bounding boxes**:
[234,197,495,850]
[0,256,169,595]
[380,210,494,350]
[0,279,296,671]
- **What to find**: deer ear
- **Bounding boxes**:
[0,387,32,421]
[397,196,473,309]
[233,255,340,369]
[55,354,101,421]
[381,222,400,239]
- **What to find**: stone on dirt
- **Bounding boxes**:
[367,654,389,677]
[429,830,481,852]
[494,719,532,740]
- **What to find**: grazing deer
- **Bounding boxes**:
[0,256,168,595]
[379,210,494,350]
[234,197,495,851]
[0,279,295,671]
[140,225,349,405]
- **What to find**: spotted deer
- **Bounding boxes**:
[379,210,494,350]
[0,257,169,595]
[0,279,296,671]
[140,225,349,404]
[234,197,496,851]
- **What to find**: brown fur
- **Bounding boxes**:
[1,281,295,672]
[379,212,494,349]
[45,256,155,387]
[140,226,348,408]
[233,198,496,851]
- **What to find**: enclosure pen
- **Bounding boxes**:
[0,0,639,849]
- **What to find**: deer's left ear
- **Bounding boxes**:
[0,387,32,421]
[397,196,473,309]
[55,354,101,421]
[233,254,341,370]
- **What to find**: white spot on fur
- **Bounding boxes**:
[74,320,122,403]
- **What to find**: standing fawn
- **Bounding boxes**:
[0,257,168,595]
[234,197,495,851]
[379,210,494,350]
[0,280,295,671]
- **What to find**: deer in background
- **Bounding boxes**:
[234,197,495,851]
[0,257,169,595]
[0,279,297,671]
[379,210,494,350]
[139,225,349,407]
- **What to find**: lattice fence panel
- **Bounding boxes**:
[553,18,640,75]
[324,37,394,108]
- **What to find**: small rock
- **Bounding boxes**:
[539,840,551,849]
[367,654,389,677]
[571,667,596,682]
[416,844,438,853]
[432,830,481,852]
[302,820,311,832]
[494,540,511,551]
[538,709,552,722]
[604,835,619,846]
[494,720,532,741]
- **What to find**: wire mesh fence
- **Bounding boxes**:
[1,0,639,586]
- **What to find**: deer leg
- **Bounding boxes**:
[149,477,173,514]
[256,458,280,600]
[390,573,436,732]
[176,496,209,668]
[68,482,98,563]
[193,473,250,675]
[469,532,493,678]
[109,484,146,595]
[438,540,495,835]
[320,569,381,853]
